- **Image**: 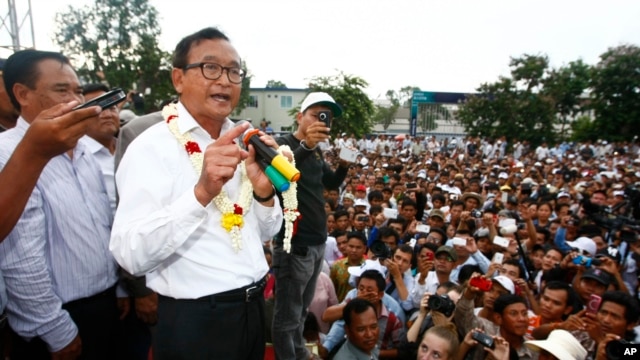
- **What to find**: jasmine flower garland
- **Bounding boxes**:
[277,145,300,253]
[163,103,252,252]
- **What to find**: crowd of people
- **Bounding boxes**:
[0,25,639,360]
[297,131,640,359]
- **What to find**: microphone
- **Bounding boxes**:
[257,158,290,192]
[235,121,300,182]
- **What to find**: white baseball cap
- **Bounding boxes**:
[567,237,597,256]
[492,275,515,294]
[354,199,368,208]
[299,92,343,117]
[347,260,387,287]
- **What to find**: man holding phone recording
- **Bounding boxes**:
[272,92,349,360]
[0,49,121,359]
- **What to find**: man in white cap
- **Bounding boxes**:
[525,329,587,360]
[272,92,350,359]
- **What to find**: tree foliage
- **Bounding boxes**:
[288,72,375,138]
[589,44,640,141]
[233,62,252,117]
[55,0,174,114]
[418,103,452,132]
[458,54,584,146]
[372,86,417,130]
[542,59,590,139]
[265,80,287,88]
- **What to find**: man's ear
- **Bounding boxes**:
[12,83,30,108]
[492,312,503,326]
[171,67,184,95]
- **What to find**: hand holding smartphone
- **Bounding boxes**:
[472,331,495,349]
[73,88,126,111]
[586,294,602,315]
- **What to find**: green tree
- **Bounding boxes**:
[542,60,591,140]
[55,0,174,113]
[265,80,287,88]
[233,62,252,117]
[457,54,557,146]
[418,104,452,132]
[372,86,417,130]
[590,44,640,141]
[570,115,599,141]
[288,72,375,137]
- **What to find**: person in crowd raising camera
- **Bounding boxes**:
[271,92,350,359]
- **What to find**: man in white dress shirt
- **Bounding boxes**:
[110,27,283,359]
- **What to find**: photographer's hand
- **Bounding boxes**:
[595,333,621,360]
[463,273,484,300]
[419,292,432,316]
[465,236,479,254]
[304,121,330,149]
[596,257,617,274]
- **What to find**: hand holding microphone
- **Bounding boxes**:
[236,121,300,191]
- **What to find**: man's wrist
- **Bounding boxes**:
[300,140,317,151]
[253,187,276,203]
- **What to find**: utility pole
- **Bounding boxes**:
[1,0,35,53]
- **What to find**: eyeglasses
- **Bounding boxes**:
[182,62,246,84]
[426,235,441,243]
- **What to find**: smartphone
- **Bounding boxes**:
[317,110,331,127]
[469,276,493,291]
[73,88,126,111]
[492,252,504,264]
[493,236,510,248]
[416,224,430,233]
[406,182,417,190]
[452,237,467,247]
[383,208,398,219]
[587,294,602,315]
[357,215,369,222]
[472,331,495,349]
[501,191,508,203]
[425,252,434,261]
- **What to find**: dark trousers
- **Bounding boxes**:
[10,286,119,360]
[154,293,265,360]
[119,298,153,360]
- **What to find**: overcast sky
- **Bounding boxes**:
[6,0,640,98]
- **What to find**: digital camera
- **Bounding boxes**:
[318,110,331,127]
[428,294,456,317]
[370,241,391,260]
[572,255,602,268]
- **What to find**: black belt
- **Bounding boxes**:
[200,276,267,303]
[64,285,116,307]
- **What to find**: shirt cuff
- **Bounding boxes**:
[39,312,79,352]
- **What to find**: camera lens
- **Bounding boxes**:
[318,112,327,121]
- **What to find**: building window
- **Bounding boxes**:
[248,95,258,108]
[280,95,292,108]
